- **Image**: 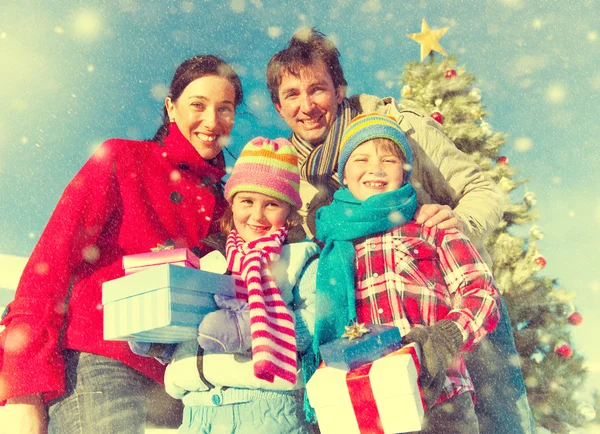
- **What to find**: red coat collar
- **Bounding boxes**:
[160,122,226,183]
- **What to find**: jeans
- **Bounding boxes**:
[466,297,536,434]
[416,392,479,434]
[47,351,153,434]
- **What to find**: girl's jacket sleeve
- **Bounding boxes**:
[170,255,319,392]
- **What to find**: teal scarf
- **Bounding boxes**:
[313,185,418,353]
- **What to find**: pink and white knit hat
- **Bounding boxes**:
[224,137,302,208]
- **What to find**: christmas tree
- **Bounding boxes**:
[397,55,589,432]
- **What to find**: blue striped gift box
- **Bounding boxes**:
[102,264,235,343]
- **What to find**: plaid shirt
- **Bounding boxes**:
[353,222,500,404]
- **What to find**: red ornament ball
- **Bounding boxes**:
[568,312,583,326]
[497,156,509,165]
[445,69,457,79]
[430,112,444,124]
[534,255,547,269]
[555,344,573,358]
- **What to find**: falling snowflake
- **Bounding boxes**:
[231,0,245,13]
[34,262,49,275]
[513,137,533,152]
[72,10,102,39]
[499,0,524,10]
[360,0,381,12]
[388,210,404,225]
[181,1,194,13]
[82,245,100,263]
[151,83,169,102]
[512,55,548,77]
[247,91,270,112]
[267,26,282,38]
[170,170,181,182]
[545,84,567,104]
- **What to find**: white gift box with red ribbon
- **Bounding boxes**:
[306,344,425,434]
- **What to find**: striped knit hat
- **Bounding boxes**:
[225,137,302,208]
[337,113,413,185]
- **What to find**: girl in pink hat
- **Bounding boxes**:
[131,136,319,433]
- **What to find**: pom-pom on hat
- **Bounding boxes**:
[224,137,302,208]
[337,113,413,185]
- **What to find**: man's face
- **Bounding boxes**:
[274,60,344,145]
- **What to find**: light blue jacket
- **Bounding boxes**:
[164,241,319,407]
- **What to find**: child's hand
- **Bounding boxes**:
[2,394,47,434]
[128,341,175,364]
[401,321,463,408]
[214,294,247,311]
[197,298,252,354]
[415,204,465,232]
[164,340,212,399]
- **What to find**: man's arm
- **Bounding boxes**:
[398,110,504,261]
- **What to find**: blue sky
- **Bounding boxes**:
[1,0,599,411]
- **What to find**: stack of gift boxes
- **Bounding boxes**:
[306,324,425,434]
[102,247,235,343]
[102,248,425,432]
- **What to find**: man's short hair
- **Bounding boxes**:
[266,28,348,105]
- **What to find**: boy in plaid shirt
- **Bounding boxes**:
[312,113,501,433]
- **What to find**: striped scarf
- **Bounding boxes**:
[225,227,297,384]
[292,99,358,195]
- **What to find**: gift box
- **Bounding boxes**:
[102,264,235,343]
[122,248,200,275]
[306,345,424,434]
[319,324,402,371]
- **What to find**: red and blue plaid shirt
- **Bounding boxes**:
[353,222,500,404]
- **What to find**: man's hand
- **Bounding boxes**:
[1,394,48,434]
[415,204,465,232]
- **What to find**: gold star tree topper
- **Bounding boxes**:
[407,18,449,62]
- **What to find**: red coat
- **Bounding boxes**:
[0,123,228,403]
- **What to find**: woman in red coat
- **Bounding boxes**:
[0,55,244,434]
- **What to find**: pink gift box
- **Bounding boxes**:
[123,248,200,275]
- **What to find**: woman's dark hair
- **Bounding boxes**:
[153,55,244,144]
